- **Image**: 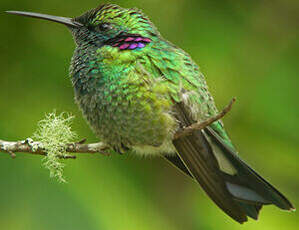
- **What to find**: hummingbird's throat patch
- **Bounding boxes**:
[105,33,152,50]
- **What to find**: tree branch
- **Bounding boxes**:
[0,138,110,159]
[0,98,235,158]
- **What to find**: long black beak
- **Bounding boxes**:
[6,11,83,28]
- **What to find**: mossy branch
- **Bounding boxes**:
[0,138,110,158]
[0,112,110,183]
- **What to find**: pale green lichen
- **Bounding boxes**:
[33,112,77,183]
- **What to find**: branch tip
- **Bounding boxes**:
[174,97,236,139]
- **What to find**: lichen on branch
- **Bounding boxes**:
[33,112,77,183]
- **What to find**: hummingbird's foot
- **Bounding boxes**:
[113,143,130,155]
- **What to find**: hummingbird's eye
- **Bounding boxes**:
[96,23,113,32]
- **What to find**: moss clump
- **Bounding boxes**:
[33,112,77,183]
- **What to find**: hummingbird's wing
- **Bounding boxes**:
[171,102,295,223]
[146,44,294,222]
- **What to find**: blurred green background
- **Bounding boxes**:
[0,0,298,229]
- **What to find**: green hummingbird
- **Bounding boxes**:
[7,3,295,223]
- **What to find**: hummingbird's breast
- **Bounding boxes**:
[70,46,177,153]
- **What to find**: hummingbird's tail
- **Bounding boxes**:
[172,103,295,223]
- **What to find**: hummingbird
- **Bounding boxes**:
[7,3,295,223]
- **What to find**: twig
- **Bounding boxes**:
[0,138,110,158]
[174,97,236,139]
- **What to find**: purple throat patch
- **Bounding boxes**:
[106,33,152,50]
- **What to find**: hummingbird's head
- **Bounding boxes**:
[72,4,158,49]
[7,4,158,50]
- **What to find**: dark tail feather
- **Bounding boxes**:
[164,152,264,220]
[172,103,295,223]
[164,154,193,177]
[238,203,262,220]
[164,150,264,220]
[204,127,294,211]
